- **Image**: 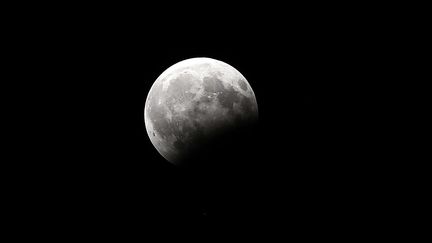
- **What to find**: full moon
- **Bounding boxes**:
[144,57,258,165]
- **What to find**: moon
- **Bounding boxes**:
[144,57,258,165]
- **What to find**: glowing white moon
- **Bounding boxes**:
[144,57,258,165]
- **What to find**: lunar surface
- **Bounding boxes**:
[144,57,258,165]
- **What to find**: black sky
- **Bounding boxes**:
[13,3,394,238]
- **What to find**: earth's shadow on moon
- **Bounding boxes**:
[166,119,261,217]
[174,119,259,172]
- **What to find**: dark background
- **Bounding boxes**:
[12,3,396,238]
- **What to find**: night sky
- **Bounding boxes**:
[15,3,392,238]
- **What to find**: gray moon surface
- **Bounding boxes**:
[144,57,258,165]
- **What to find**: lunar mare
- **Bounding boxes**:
[144,57,258,165]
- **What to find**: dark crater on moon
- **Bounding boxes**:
[238,78,248,91]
